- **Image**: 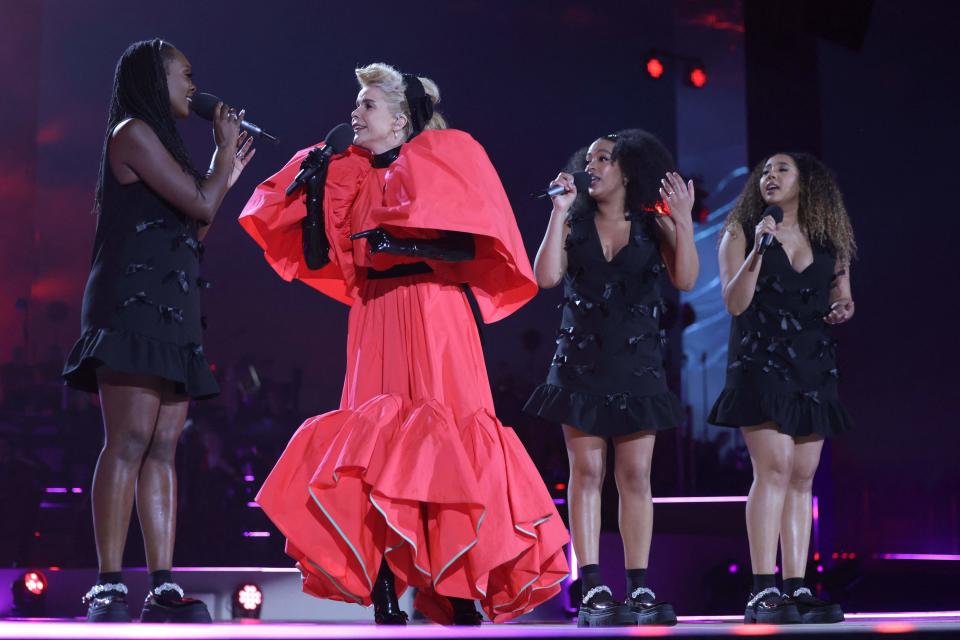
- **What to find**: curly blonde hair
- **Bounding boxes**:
[723,152,857,264]
[354,62,447,140]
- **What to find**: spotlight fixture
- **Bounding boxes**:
[232,583,263,620]
[641,48,709,90]
[643,50,666,79]
[12,570,48,617]
[686,61,708,88]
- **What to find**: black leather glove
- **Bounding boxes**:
[350,228,475,262]
[302,173,331,269]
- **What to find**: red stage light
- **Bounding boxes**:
[688,65,708,88]
[24,572,47,596]
[13,569,48,616]
[645,56,665,79]
[554,483,566,491]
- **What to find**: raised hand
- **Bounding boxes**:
[549,172,578,213]
[213,102,242,152]
[228,129,256,189]
[659,172,695,227]
[753,214,778,254]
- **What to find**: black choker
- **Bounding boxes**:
[372,145,402,168]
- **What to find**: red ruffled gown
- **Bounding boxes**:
[238,129,569,623]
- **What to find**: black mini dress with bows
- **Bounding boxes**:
[62,150,218,399]
[524,212,684,437]
[707,222,852,436]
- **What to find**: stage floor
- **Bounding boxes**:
[2,613,960,639]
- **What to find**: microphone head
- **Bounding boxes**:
[763,205,784,224]
[572,171,591,193]
[189,92,220,120]
[325,123,355,155]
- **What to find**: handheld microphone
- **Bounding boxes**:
[189,92,279,144]
[284,123,355,197]
[531,171,591,199]
[757,205,784,255]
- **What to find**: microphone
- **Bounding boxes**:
[189,92,279,144]
[284,123,355,197]
[531,171,591,199]
[757,205,784,255]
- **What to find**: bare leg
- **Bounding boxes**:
[137,380,189,572]
[780,435,824,581]
[742,424,795,574]
[92,369,163,573]
[612,430,657,570]
[562,424,607,566]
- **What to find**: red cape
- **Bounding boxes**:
[238,129,536,323]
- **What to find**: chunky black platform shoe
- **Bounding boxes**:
[577,585,628,627]
[788,587,844,623]
[623,586,677,626]
[140,583,212,623]
[744,587,801,624]
[83,583,131,623]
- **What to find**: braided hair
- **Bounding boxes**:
[94,38,202,214]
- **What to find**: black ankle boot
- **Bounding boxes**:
[372,562,408,625]
[449,597,483,626]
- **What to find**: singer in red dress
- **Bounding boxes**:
[239,63,568,625]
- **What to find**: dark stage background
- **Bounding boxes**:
[1,0,958,584]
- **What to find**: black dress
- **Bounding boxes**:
[524,212,684,436]
[62,151,218,399]
[707,223,852,436]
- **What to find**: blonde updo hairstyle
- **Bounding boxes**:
[354,62,447,140]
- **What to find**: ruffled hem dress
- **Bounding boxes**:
[63,142,217,399]
[707,222,853,437]
[524,211,684,436]
[238,129,569,623]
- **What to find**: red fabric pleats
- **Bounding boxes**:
[256,277,569,622]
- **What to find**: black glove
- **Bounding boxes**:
[350,228,475,262]
[302,172,331,269]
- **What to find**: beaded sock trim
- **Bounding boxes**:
[582,585,613,605]
[82,582,127,604]
[747,587,781,608]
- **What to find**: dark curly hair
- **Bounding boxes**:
[723,152,856,264]
[564,128,674,221]
[94,38,202,214]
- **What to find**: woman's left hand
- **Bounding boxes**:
[351,227,396,254]
[660,172,695,228]
[825,298,855,324]
[228,129,256,189]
